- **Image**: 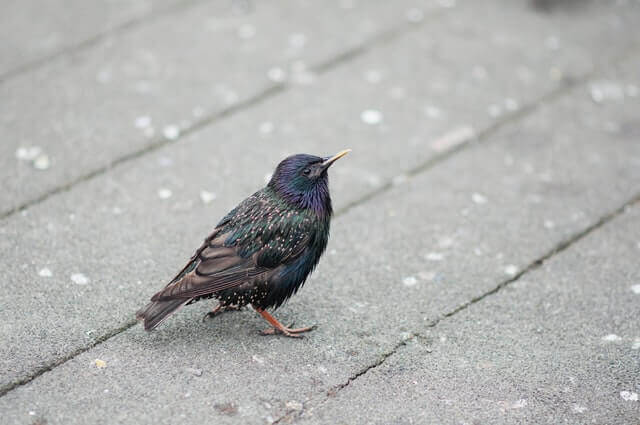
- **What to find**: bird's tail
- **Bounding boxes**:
[136,298,190,331]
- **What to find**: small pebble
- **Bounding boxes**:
[572,404,587,413]
[199,190,217,204]
[185,367,203,377]
[511,399,527,409]
[403,276,417,287]
[602,334,621,342]
[33,154,50,170]
[94,359,107,369]
[134,116,151,128]
[360,109,383,125]
[631,339,640,350]
[425,252,444,261]
[71,273,89,285]
[630,284,640,295]
[504,265,518,276]
[163,125,180,140]
[267,67,286,82]
[286,401,303,411]
[38,268,52,277]
[620,391,638,402]
[15,146,42,161]
[157,188,172,200]
[472,192,488,204]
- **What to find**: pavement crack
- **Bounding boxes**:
[273,338,412,424]
[0,319,137,398]
[436,193,640,323]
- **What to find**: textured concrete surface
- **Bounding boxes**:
[1,0,640,424]
[0,0,185,77]
[296,204,640,425]
[0,0,435,216]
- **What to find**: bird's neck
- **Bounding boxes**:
[269,182,333,218]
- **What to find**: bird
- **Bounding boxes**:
[136,149,350,337]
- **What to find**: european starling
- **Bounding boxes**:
[136,149,350,337]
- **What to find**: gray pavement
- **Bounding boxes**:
[1,1,639,424]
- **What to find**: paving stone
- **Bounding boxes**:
[1,1,640,423]
[0,0,437,215]
[296,204,640,425]
[0,0,182,77]
[4,0,635,391]
[1,45,639,425]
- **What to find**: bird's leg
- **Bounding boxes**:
[202,303,245,321]
[202,304,224,322]
[254,307,316,338]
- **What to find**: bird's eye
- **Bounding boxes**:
[302,167,311,175]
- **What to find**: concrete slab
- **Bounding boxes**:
[2,0,639,216]
[4,0,639,391]
[1,48,639,424]
[0,0,437,216]
[295,204,640,425]
[0,0,183,78]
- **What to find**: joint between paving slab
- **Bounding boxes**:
[4,8,640,406]
[0,35,628,401]
[0,11,441,221]
[0,319,137,398]
[0,13,435,389]
[0,0,209,85]
[273,337,413,424]
[335,75,583,218]
[439,193,640,322]
[275,194,640,424]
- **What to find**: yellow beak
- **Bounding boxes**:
[321,149,351,169]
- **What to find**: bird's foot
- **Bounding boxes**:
[254,306,316,338]
[259,323,317,338]
[201,304,243,322]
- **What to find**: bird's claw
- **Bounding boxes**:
[259,324,317,338]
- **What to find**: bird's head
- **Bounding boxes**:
[268,149,351,215]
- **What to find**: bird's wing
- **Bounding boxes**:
[151,191,313,301]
